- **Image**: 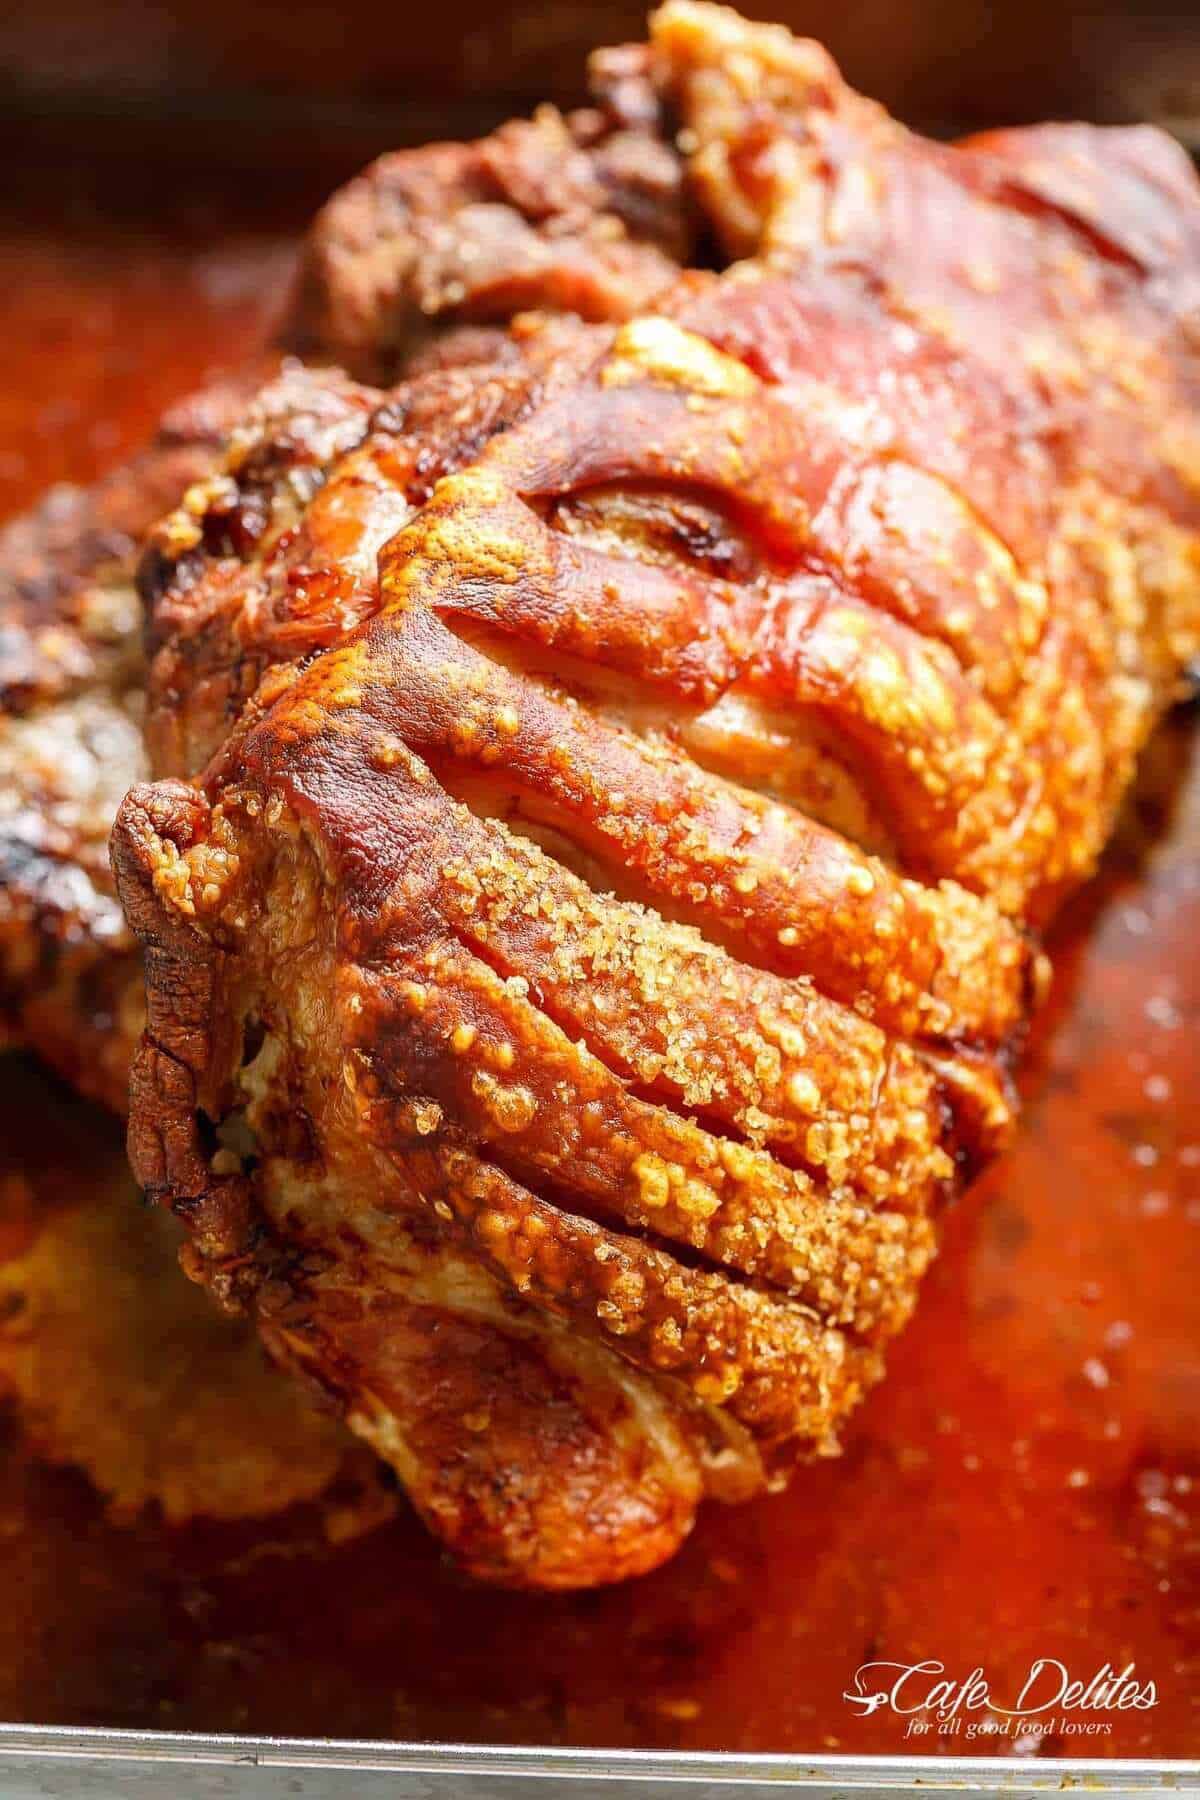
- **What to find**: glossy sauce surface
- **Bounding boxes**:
[0,147,1195,1761]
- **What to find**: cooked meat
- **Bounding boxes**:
[286,41,691,382]
[652,1,1200,924]
[141,330,588,783]
[111,3,1200,1587]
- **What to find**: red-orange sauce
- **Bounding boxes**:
[0,145,1195,1761]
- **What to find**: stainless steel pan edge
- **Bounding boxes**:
[0,1731,1197,1799]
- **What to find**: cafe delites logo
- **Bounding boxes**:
[842,1659,1158,1746]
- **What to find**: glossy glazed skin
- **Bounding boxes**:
[110,3,1200,1587]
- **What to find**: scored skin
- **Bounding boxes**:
[130,349,733,1587]
[115,324,1023,1524]
[116,774,716,1587]
[116,2,1200,1588]
[132,351,975,1561]
[141,328,593,784]
[653,0,1200,922]
[110,343,992,1579]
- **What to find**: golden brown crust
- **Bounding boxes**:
[113,776,716,1587]
[113,3,1200,1586]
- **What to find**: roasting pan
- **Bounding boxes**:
[0,1,1197,1792]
